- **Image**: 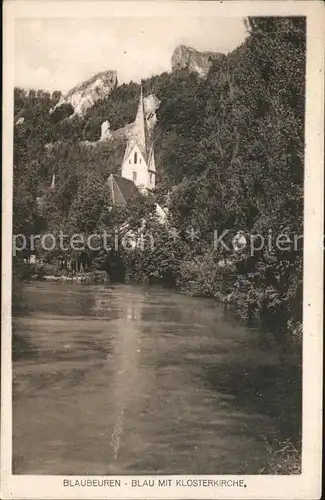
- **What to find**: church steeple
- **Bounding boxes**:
[122,87,148,162]
[131,86,147,156]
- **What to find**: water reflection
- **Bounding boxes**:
[109,298,145,463]
[12,282,301,475]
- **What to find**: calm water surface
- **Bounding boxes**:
[12,281,301,475]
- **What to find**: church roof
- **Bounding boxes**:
[122,88,152,163]
[110,122,133,141]
[107,174,140,206]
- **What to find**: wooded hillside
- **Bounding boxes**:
[13,17,305,340]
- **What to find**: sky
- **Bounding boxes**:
[15,17,247,93]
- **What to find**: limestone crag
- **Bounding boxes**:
[50,70,118,117]
[171,45,225,78]
[143,94,161,134]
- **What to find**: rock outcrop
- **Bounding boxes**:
[171,45,225,78]
[143,94,161,134]
[50,70,118,117]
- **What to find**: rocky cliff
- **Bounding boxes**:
[171,45,225,78]
[50,70,118,117]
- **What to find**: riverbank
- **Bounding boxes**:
[14,260,303,344]
[13,262,110,284]
[37,272,109,284]
[263,436,301,474]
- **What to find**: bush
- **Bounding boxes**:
[287,319,302,343]
[178,251,218,296]
[262,436,301,474]
[177,250,236,299]
[120,229,185,286]
[35,262,60,278]
[13,261,34,281]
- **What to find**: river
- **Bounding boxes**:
[12,281,301,475]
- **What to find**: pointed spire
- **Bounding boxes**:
[122,86,149,164]
[51,173,56,189]
[133,85,147,154]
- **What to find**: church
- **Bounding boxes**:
[106,89,167,222]
[120,87,156,193]
[48,88,167,220]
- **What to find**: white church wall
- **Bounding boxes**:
[147,150,156,190]
[147,170,156,191]
[122,144,153,191]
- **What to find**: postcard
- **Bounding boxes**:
[1,1,324,498]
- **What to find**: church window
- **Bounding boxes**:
[133,171,137,182]
[129,159,131,164]
[134,152,137,164]
[150,173,153,184]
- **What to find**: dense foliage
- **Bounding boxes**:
[13,17,305,340]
